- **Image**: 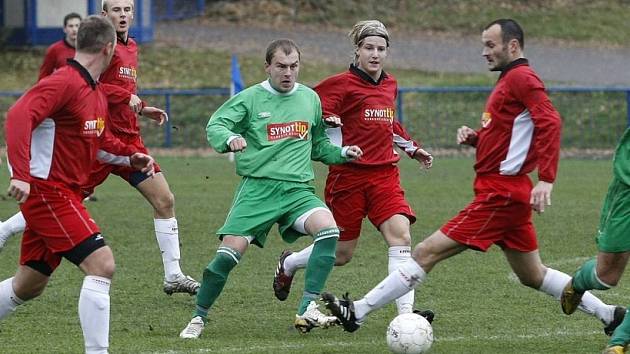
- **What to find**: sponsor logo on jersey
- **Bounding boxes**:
[258,112,271,119]
[118,65,137,81]
[267,121,309,141]
[481,112,492,128]
[362,106,395,123]
[83,117,105,137]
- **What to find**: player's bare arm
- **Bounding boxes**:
[7,179,30,203]
[457,125,478,146]
[530,181,553,214]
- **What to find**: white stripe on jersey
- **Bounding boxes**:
[30,118,56,179]
[393,133,416,155]
[96,150,130,166]
[500,109,534,176]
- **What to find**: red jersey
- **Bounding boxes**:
[474,59,561,183]
[99,36,141,137]
[6,60,137,191]
[314,65,421,172]
[38,39,75,81]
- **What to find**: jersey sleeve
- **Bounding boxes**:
[5,75,71,182]
[393,120,422,158]
[510,71,562,183]
[206,92,250,153]
[310,95,347,165]
[38,47,57,81]
[97,123,138,162]
[314,74,346,120]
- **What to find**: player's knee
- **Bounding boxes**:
[597,272,621,287]
[153,191,175,215]
[412,241,437,269]
[94,258,116,279]
[334,250,352,266]
[13,280,47,301]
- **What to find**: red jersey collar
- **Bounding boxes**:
[66,59,97,89]
[349,64,387,86]
[499,58,529,79]
[62,38,75,49]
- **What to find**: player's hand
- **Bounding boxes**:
[229,137,247,152]
[140,106,168,125]
[324,116,343,127]
[414,148,434,169]
[457,125,478,146]
[130,152,155,176]
[531,181,553,214]
[343,145,363,161]
[7,179,30,203]
[128,94,143,113]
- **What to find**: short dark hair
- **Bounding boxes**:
[63,12,81,27]
[76,15,116,54]
[265,39,301,64]
[484,18,524,49]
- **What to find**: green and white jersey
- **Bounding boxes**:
[613,127,630,185]
[207,80,347,182]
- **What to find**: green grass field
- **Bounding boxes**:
[0,156,624,353]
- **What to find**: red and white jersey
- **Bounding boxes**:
[38,39,75,81]
[314,65,421,172]
[474,59,561,183]
[6,60,137,191]
[99,35,142,137]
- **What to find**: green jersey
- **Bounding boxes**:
[613,128,630,185]
[207,80,348,182]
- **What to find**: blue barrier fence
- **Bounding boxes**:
[2,86,629,151]
[154,0,205,21]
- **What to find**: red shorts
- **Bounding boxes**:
[19,181,100,272]
[82,134,161,195]
[440,174,538,252]
[325,164,415,241]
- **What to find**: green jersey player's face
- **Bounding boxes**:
[265,49,300,93]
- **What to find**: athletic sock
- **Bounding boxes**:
[389,246,414,314]
[0,212,26,247]
[539,267,614,324]
[572,258,612,292]
[0,277,24,320]
[283,244,313,277]
[298,228,338,315]
[355,259,426,321]
[194,246,240,321]
[79,276,111,354]
[154,218,183,281]
[609,308,630,346]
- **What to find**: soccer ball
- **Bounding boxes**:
[386,313,433,354]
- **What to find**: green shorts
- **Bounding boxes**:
[217,177,328,248]
[596,177,630,252]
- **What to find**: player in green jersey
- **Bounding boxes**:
[561,128,630,354]
[179,39,363,338]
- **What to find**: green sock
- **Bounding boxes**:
[572,258,611,292]
[194,246,241,321]
[609,308,630,346]
[298,227,338,315]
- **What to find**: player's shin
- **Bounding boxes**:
[572,259,613,292]
[0,277,24,319]
[195,247,240,320]
[389,246,414,314]
[355,259,426,321]
[299,228,338,315]
[79,276,111,354]
[154,218,183,281]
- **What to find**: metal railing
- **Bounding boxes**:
[2,86,629,151]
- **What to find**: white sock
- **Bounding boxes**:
[389,246,414,314]
[154,218,183,281]
[79,276,111,354]
[539,267,614,324]
[283,244,313,277]
[0,277,24,320]
[355,259,426,321]
[0,212,26,246]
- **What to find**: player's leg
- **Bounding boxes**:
[0,211,27,250]
[134,172,199,295]
[323,230,466,332]
[504,248,621,333]
[293,209,340,333]
[180,236,249,339]
[380,214,415,315]
[0,265,48,319]
[70,240,115,354]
